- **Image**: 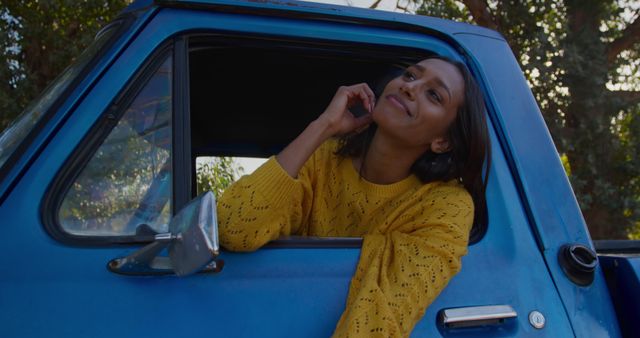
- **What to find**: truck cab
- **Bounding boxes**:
[0,1,635,337]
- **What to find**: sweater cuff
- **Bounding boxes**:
[247,156,301,208]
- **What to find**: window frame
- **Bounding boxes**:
[594,240,640,254]
[173,36,192,214]
[42,42,177,246]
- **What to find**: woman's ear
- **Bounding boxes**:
[430,137,451,154]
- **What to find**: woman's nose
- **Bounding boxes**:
[400,81,417,100]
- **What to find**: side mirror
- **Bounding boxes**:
[108,191,223,276]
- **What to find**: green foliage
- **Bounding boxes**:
[196,157,243,199]
[412,0,640,238]
[1,0,129,130]
[414,0,474,22]
[628,219,640,239]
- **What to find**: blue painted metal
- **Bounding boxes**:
[599,255,640,337]
[155,0,503,39]
[0,0,625,337]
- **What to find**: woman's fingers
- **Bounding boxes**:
[355,86,371,112]
[353,113,373,134]
[319,83,376,136]
[346,83,375,112]
[364,85,376,111]
[354,83,375,112]
[355,112,373,127]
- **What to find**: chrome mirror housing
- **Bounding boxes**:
[108,191,222,276]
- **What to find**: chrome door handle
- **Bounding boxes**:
[438,305,517,328]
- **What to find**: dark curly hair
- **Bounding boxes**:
[336,56,491,241]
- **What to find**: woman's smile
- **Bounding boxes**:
[385,94,411,117]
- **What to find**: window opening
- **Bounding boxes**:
[195,156,267,198]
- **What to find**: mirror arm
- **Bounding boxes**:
[107,234,223,276]
[108,191,222,277]
[108,239,170,275]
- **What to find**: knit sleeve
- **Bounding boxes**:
[332,183,474,338]
[217,154,316,252]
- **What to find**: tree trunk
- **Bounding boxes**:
[563,0,629,239]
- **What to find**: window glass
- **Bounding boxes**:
[59,56,172,236]
[0,21,122,171]
[195,156,266,198]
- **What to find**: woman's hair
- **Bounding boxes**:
[337,55,491,241]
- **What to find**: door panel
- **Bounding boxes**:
[415,119,573,337]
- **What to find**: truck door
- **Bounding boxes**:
[1,3,576,337]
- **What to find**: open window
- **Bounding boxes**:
[188,35,437,246]
[188,35,428,162]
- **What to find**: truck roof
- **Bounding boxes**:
[124,0,504,41]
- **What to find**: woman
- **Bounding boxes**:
[217,56,490,337]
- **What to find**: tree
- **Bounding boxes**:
[1,0,131,130]
[375,0,640,239]
[196,157,244,199]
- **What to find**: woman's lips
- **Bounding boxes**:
[386,94,411,116]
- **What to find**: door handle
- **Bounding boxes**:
[438,305,517,328]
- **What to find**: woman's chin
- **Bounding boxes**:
[373,107,408,129]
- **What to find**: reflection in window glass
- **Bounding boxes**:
[0,21,122,170]
[195,156,266,198]
[59,56,172,236]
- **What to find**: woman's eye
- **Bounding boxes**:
[427,89,441,103]
[402,71,415,81]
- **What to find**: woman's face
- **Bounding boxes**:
[372,58,465,153]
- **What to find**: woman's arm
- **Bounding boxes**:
[333,183,474,337]
[218,84,374,251]
[277,84,374,178]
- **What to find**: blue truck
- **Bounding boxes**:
[0,0,638,337]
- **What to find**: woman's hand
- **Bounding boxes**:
[316,83,375,136]
[276,84,375,178]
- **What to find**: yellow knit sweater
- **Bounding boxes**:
[217,139,474,337]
